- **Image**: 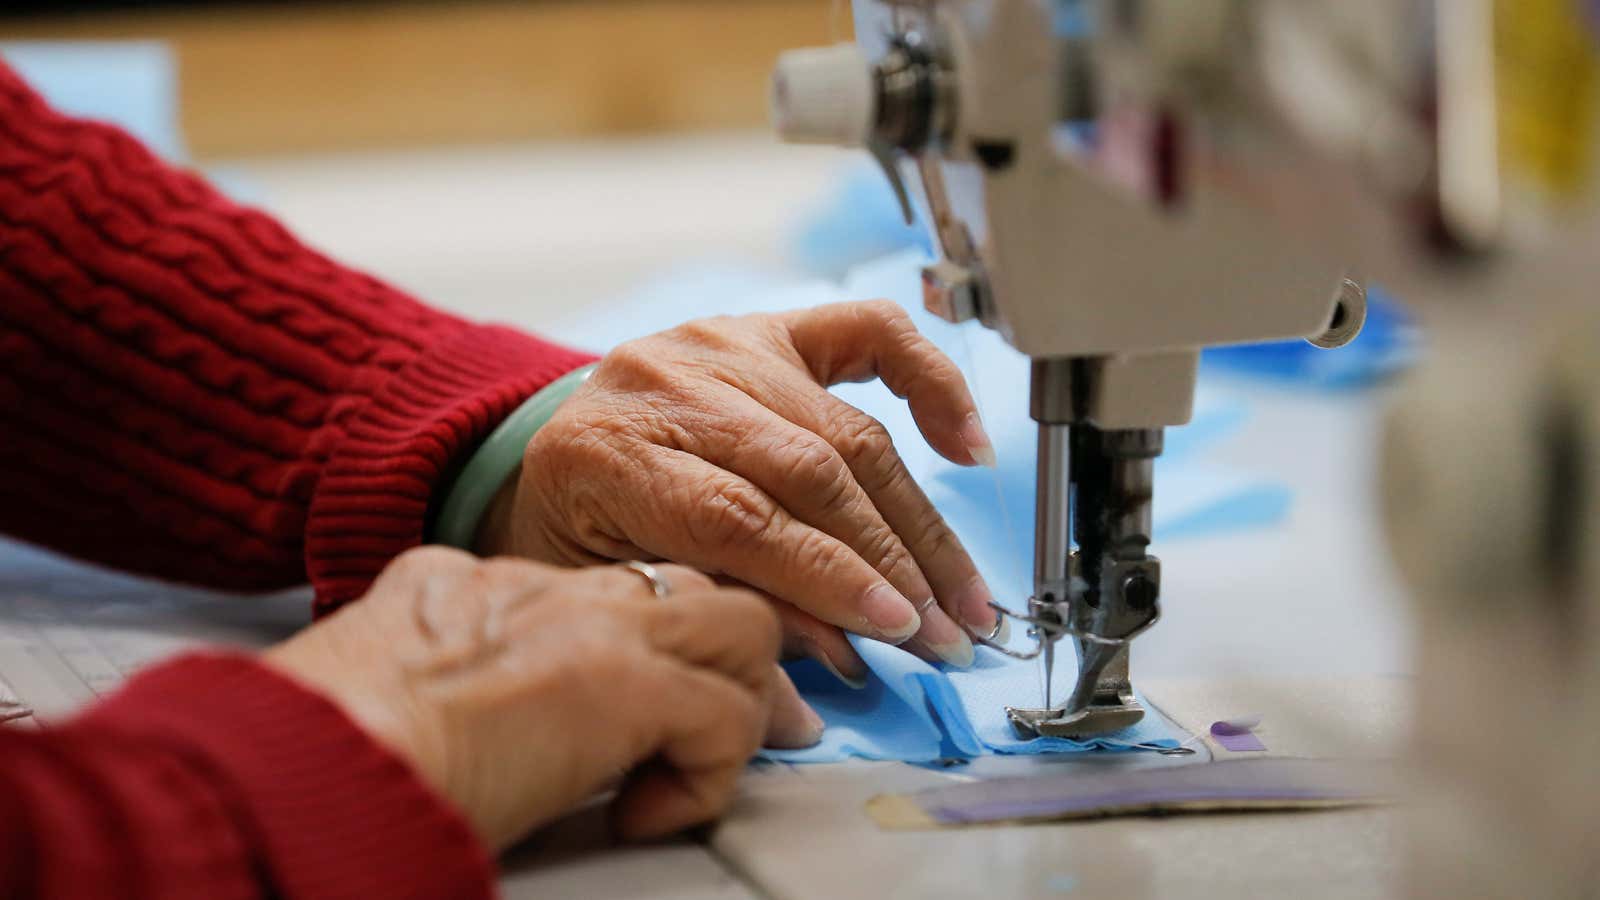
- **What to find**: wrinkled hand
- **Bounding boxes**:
[479,300,1000,685]
[264,546,805,850]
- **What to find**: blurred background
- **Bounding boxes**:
[0,0,869,328]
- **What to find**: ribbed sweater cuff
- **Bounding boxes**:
[306,324,598,614]
[78,653,496,900]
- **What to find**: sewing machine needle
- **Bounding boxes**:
[1042,634,1054,709]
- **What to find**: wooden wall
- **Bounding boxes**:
[0,0,848,158]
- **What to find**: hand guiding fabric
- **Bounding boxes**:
[478,300,1001,681]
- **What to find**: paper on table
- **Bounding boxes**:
[0,673,27,723]
[866,758,1398,830]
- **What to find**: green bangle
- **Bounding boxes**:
[433,363,598,550]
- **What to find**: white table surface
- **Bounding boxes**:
[2,133,1418,899]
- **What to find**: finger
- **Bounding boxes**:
[764,665,825,749]
[820,393,999,637]
[529,560,715,604]
[772,602,869,689]
[472,558,716,648]
[673,386,972,667]
[610,665,765,841]
[634,586,782,696]
[617,446,924,645]
[742,368,997,641]
[780,300,996,469]
[601,561,715,597]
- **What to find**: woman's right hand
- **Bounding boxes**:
[263,546,791,851]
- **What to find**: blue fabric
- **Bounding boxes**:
[764,369,1261,763]
[769,639,1183,763]
[548,250,1286,762]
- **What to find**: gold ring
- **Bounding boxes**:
[620,561,670,600]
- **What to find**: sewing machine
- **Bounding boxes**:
[777,1,1600,894]
[772,0,1369,738]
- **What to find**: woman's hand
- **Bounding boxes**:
[478,300,1000,684]
[264,546,803,851]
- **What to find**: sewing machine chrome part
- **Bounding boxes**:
[1309,279,1369,351]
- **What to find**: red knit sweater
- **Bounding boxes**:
[0,61,598,897]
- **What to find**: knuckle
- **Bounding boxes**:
[532,408,617,470]
[686,478,779,549]
[563,627,635,680]
[387,545,474,581]
[657,563,714,592]
[778,434,851,497]
[477,556,555,586]
[732,690,765,733]
[596,340,673,392]
[668,316,740,351]
[716,588,781,653]
[785,530,855,586]
[913,507,966,558]
[862,528,916,580]
[860,298,908,327]
[834,411,898,469]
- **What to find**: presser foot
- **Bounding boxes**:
[1005,699,1147,740]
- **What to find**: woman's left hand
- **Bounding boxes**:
[478,301,1001,684]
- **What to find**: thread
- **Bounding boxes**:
[954,327,1054,704]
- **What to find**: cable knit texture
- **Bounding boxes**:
[0,59,601,897]
[0,60,597,614]
[1,653,497,900]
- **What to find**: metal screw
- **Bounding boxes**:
[1122,573,1159,611]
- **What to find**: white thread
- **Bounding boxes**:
[956,325,1042,704]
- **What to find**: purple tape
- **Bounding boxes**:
[910,758,1395,826]
[1210,721,1267,752]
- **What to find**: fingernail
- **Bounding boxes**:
[802,702,827,742]
[860,583,921,644]
[917,602,976,669]
[960,412,998,469]
[956,575,999,634]
[806,643,869,689]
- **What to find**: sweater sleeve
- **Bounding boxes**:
[0,61,598,614]
[0,653,496,900]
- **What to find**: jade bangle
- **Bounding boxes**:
[433,363,598,550]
